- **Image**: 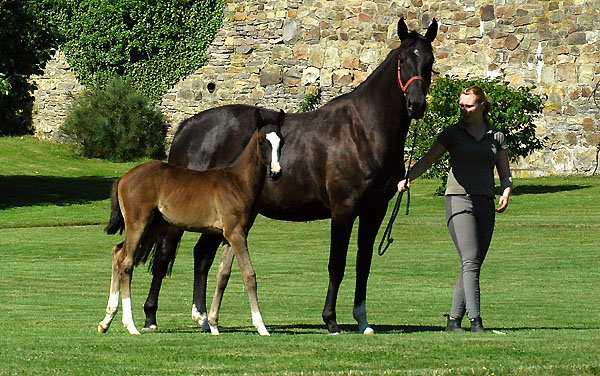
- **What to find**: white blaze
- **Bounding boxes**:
[265,132,282,174]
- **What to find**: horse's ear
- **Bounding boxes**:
[277,109,285,127]
[397,18,409,41]
[425,18,438,43]
[255,109,264,129]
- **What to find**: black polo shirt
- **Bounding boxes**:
[437,120,507,197]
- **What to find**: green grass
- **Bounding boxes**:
[1,136,599,375]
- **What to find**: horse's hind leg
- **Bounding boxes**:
[98,242,123,333]
[191,233,222,332]
[142,226,183,332]
[207,243,234,335]
[118,222,149,335]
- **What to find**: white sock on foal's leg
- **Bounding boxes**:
[252,310,270,336]
[121,297,140,335]
[98,292,119,333]
[353,302,375,335]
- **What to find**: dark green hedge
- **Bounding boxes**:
[57,0,224,104]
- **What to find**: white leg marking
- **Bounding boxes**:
[353,302,375,335]
[252,310,270,336]
[121,297,140,335]
[192,304,210,333]
[98,292,119,333]
[266,132,282,174]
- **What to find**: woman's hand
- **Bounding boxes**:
[397,179,410,193]
[496,195,509,213]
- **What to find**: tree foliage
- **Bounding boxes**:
[56,0,224,104]
[410,75,546,193]
[61,76,167,162]
[0,0,61,135]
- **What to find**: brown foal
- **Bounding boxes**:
[98,109,285,335]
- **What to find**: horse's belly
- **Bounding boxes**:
[158,205,223,234]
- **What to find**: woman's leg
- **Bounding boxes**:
[446,195,495,320]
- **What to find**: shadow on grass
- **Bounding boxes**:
[497,184,591,196]
[161,323,443,335]
[0,175,116,209]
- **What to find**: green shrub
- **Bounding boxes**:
[61,76,167,162]
[56,0,224,104]
[410,75,546,193]
[298,87,322,113]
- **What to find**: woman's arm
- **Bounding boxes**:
[495,149,512,213]
[398,140,447,192]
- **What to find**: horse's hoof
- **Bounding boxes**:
[97,323,108,333]
[141,325,157,333]
[210,327,220,336]
[362,327,375,335]
[257,327,270,336]
[329,331,341,335]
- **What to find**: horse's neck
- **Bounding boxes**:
[229,133,266,191]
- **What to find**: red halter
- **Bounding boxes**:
[397,57,425,94]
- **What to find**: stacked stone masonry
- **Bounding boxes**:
[32,0,600,176]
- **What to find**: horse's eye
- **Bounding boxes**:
[413,49,420,57]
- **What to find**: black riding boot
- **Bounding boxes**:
[444,314,466,332]
[470,317,484,333]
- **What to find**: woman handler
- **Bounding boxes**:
[397,86,512,332]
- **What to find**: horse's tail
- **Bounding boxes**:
[105,179,125,235]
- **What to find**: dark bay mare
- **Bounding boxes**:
[143,18,437,334]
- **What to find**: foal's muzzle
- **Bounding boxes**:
[269,169,282,181]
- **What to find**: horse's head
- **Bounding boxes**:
[256,109,285,181]
[396,18,437,119]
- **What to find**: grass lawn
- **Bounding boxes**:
[0,136,598,375]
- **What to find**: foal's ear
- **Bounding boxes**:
[425,18,438,42]
[254,109,264,130]
[277,109,285,127]
[398,18,409,41]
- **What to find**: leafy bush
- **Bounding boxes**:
[409,75,546,193]
[0,0,61,135]
[298,87,322,113]
[61,77,167,162]
[56,0,224,104]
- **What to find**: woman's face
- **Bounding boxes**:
[459,93,484,123]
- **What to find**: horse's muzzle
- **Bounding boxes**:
[269,170,282,181]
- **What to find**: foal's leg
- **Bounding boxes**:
[98,242,123,333]
[118,225,148,335]
[191,233,222,332]
[353,204,387,335]
[232,234,269,336]
[142,226,183,332]
[207,243,234,335]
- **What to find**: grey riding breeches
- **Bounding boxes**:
[445,194,496,320]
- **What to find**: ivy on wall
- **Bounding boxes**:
[57,0,224,104]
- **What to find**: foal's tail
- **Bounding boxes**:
[105,179,125,235]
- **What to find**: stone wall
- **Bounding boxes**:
[31,0,600,176]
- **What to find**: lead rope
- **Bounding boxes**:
[378,123,419,256]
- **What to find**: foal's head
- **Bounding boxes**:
[256,109,285,181]
[396,18,438,119]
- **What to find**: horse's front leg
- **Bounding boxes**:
[323,211,355,334]
[142,226,183,332]
[191,233,222,332]
[207,243,234,335]
[353,203,388,335]
[98,242,123,333]
[230,233,270,336]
